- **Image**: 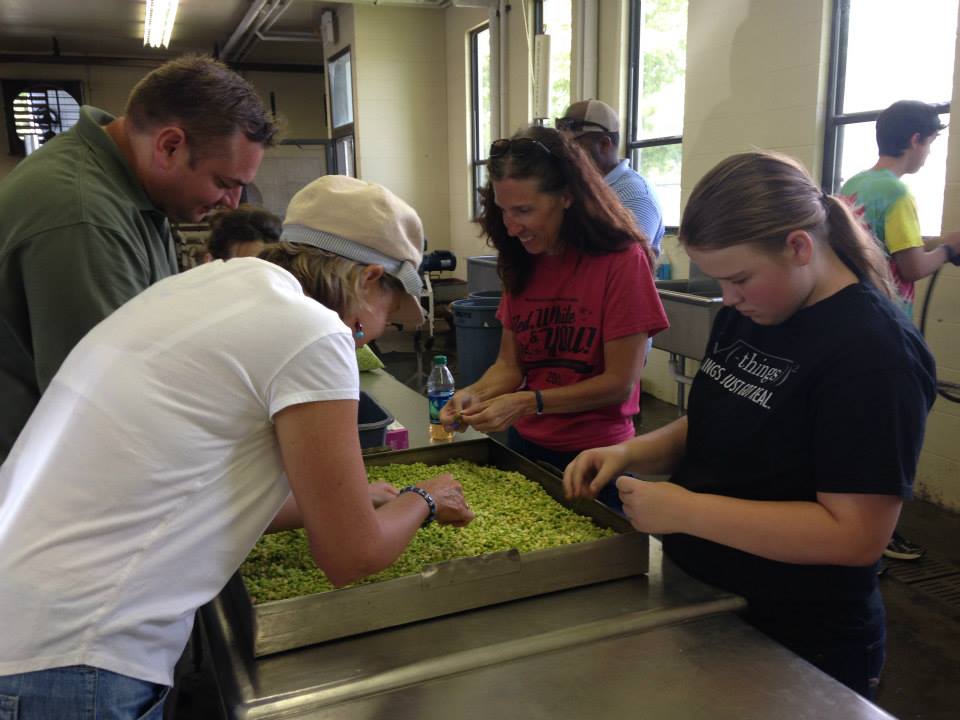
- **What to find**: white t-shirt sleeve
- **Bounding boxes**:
[267,329,360,417]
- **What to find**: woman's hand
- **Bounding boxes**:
[616,477,693,534]
[563,444,630,500]
[418,473,475,527]
[439,389,475,433]
[368,482,399,508]
[458,392,533,433]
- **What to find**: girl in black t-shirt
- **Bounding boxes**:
[563,151,936,700]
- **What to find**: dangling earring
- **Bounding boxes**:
[354,322,365,340]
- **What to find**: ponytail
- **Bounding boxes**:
[822,195,895,300]
[681,151,895,301]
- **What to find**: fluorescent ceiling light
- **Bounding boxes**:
[144,0,179,48]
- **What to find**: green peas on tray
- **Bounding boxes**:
[240,460,614,604]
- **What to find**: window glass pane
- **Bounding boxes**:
[838,119,949,237]
[476,26,492,153]
[843,0,958,113]
[635,0,687,141]
[541,0,571,124]
[474,163,488,217]
[329,51,353,129]
[634,144,682,227]
[477,162,488,192]
[335,135,355,178]
[472,25,492,217]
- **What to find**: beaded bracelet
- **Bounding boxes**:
[399,485,437,527]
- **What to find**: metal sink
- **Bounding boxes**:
[652,279,723,361]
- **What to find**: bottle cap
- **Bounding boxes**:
[433,355,448,365]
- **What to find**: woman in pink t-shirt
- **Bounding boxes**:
[440,126,668,511]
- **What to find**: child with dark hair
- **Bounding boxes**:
[841,100,960,561]
[841,100,960,317]
[207,204,282,260]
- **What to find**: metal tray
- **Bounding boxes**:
[221,438,648,658]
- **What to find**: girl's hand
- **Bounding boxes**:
[616,477,693,534]
[563,445,630,500]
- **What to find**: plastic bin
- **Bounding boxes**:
[466,289,502,305]
[357,391,394,449]
[451,298,503,387]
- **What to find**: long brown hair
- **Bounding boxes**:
[479,125,654,294]
[679,151,894,299]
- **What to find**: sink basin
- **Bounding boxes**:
[653,279,724,360]
[654,278,722,297]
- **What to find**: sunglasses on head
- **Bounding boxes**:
[555,118,610,134]
[489,137,554,159]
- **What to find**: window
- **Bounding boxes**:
[327,48,356,177]
[470,24,492,217]
[535,0,572,125]
[626,0,688,229]
[823,0,958,236]
[334,135,356,178]
[2,80,83,156]
[327,48,354,130]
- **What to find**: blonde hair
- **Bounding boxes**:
[680,151,894,299]
[258,242,403,319]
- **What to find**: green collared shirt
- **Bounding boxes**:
[0,106,178,462]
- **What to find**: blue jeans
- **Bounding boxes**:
[746,587,887,700]
[506,427,625,514]
[0,666,168,720]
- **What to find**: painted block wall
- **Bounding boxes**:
[353,5,451,253]
[914,8,960,510]
[639,0,832,405]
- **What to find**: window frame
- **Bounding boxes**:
[626,0,685,232]
[821,0,951,193]
[470,22,491,218]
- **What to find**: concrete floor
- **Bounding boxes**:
[170,322,960,719]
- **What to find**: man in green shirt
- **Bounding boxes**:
[0,55,277,462]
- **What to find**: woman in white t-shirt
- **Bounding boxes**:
[0,176,474,719]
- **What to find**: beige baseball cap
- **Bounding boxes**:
[557,99,620,137]
[282,175,426,327]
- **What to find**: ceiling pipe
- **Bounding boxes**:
[221,0,273,61]
[254,31,320,42]
[233,0,295,62]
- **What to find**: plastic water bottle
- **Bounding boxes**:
[427,355,456,442]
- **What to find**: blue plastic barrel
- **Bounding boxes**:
[467,289,502,305]
[451,298,503,387]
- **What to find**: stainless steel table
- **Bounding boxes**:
[201,370,895,720]
[359,367,486,448]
